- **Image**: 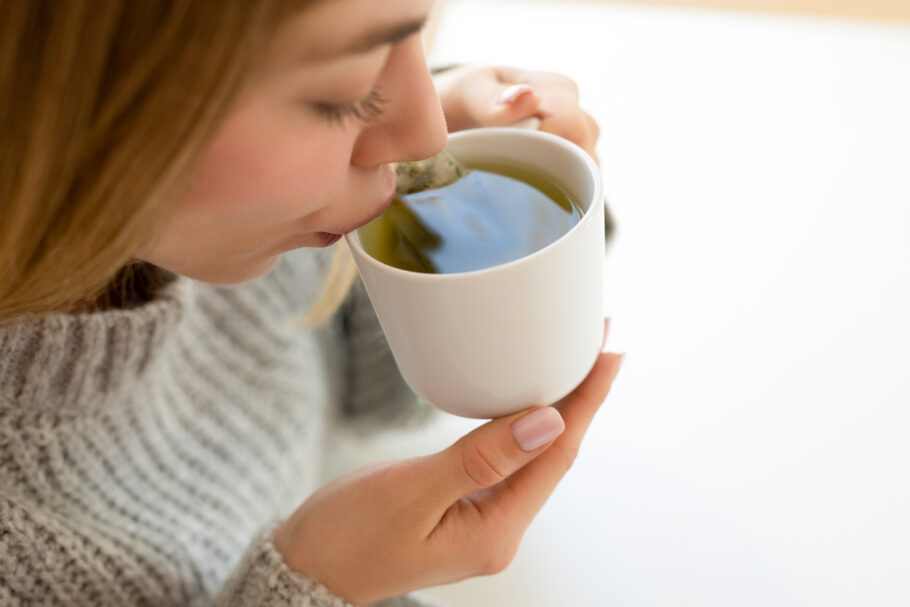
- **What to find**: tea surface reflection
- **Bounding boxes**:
[359,161,583,274]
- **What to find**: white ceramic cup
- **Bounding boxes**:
[345,127,605,419]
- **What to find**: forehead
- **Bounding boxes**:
[268,0,433,66]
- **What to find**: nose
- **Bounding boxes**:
[350,35,448,167]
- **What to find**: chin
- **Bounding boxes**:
[169,255,281,286]
[226,255,282,285]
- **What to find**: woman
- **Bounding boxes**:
[0,0,622,605]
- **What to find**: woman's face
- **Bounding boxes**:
[139,0,446,284]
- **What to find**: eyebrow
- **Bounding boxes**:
[329,18,427,58]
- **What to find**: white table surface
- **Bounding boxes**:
[328,2,910,605]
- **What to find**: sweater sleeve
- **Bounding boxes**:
[335,276,437,429]
[214,522,356,607]
[215,522,445,607]
[0,496,440,607]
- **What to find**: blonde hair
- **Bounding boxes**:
[0,0,355,327]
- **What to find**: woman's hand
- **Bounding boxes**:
[273,322,622,606]
[434,65,601,163]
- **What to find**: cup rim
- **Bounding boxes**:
[344,127,603,281]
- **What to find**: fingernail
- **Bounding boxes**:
[498,84,534,105]
[512,407,565,452]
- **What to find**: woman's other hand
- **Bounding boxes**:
[274,323,622,605]
[434,65,601,163]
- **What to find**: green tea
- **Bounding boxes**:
[358,160,583,274]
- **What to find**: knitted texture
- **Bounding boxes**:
[0,247,439,607]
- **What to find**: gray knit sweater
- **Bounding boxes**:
[0,246,442,607]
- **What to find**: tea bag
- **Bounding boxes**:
[393,117,541,196]
[394,150,471,196]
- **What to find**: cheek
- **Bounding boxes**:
[183,108,353,224]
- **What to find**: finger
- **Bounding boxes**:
[539,111,592,154]
[489,83,542,126]
[589,148,600,166]
[585,112,602,165]
[423,404,567,509]
[494,67,579,100]
[424,318,611,509]
[482,352,623,527]
[585,111,601,146]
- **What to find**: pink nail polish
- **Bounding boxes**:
[498,84,534,105]
[512,407,565,452]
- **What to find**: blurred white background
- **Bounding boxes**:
[329,1,910,605]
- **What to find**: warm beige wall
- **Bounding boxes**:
[428,1,908,55]
[588,0,910,22]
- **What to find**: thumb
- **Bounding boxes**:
[489,83,541,126]
[430,406,565,504]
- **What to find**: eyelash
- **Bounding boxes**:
[313,88,387,125]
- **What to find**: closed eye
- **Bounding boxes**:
[313,88,387,125]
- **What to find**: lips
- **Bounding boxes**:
[326,167,397,236]
[356,186,397,230]
[316,233,342,247]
